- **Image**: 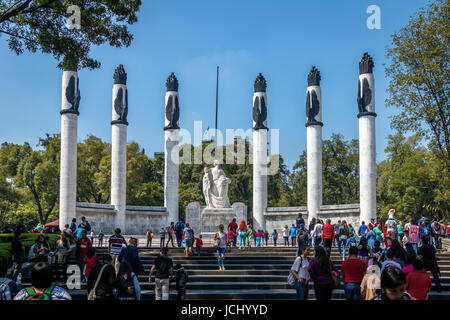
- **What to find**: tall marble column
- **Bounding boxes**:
[59,68,81,231]
[252,73,268,231]
[164,73,180,224]
[306,67,323,223]
[357,53,377,224]
[111,65,129,232]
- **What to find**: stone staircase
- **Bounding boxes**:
[34,246,450,300]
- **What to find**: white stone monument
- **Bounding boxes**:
[202,160,231,208]
[164,73,180,224]
[357,53,377,224]
[252,73,268,231]
[306,66,323,223]
[111,65,128,232]
[59,68,80,231]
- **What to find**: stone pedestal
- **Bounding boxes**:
[164,129,179,224]
[186,202,247,242]
[59,70,80,231]
[111,123,127,231]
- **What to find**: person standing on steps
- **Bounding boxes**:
[149,247,174,300]
[175,220,184,247]
[307,246,339,301]
[289,224,297,247]
[195,234,203,256]
[311,220,323,247]
[166,222,176,248]
[228,218,238,247]
[272,229,278,247]
[98,230,105,247]
[282,225,289,246]
[108,228,127,275]
[406,259,432,300]
[296,213,305,229]
[373,266,414,300]
[87,254,120,301]
[146,229,153,248]
[418,237,442,292]
[296,226,309,256]
[322,219,334,258]
[341,246,367,300]
[247,224,253,248]
[238,221,247,249]
[159,227,166,248]
[183,223,194,257]
[214,224,227,271]
[289,245,310,300]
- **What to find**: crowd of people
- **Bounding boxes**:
[1,210,448,301]
[288,210,448,300]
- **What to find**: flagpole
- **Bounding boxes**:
[215,66,219,159]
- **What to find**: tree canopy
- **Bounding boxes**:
[0,0,142,70]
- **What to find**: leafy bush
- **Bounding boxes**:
[0,233,75,268]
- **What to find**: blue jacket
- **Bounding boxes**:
[119,245,142,274]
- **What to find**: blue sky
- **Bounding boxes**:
[0,0,429,170]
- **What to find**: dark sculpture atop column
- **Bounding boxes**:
[114,64,127,85]
[166,72,179,92]
[357,53,377,118]
[307,66,321,86]
[254,73,267,93]
[164,73,180,130]
[61,75,81,115]
[113,88,129,125]
[359,52,374,75]
[253,73,268,130]
[305,67,323,127]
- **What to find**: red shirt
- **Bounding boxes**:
[323,223,334,239]
[341,258,367,284]
[84,254,100,276]
[228,222,238,233]
[407,271,432,300]
[195,237,203,248]
[79,238,92,258]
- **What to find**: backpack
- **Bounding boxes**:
[287,256,308,286]
[297,230,308,243]
[0,279,12,300]
[423,226,430,236]
[25,286,54,300]
[85,221,91,232]
[175,222,182,233]
[433,222,441,231]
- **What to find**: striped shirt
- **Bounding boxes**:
[109,235,126,255]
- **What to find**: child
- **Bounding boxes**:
[159,227,166,248]
[264,230,269,246]
[384,232,393,249]
[195,235,203,256]
[226,229,236,252]
[272,230,278,246]
[374,266,414,300]
[255,230,262,247]
[172,264,188,300]
[402,231,409,247]
[84,247,100,281]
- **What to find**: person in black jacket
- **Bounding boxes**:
[418,237,442,292]
[87,254,121,300]
[172,264,188,300]
[118,238,142,274]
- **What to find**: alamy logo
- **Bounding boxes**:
[66,5,81,30]
[366,5,381,30]
[66,265,81,289]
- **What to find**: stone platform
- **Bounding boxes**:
[186,202,247,240]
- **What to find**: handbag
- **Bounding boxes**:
[287,256,303,286]
[88,264,107,300]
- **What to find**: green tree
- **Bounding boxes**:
[377,132,450,221]
[77,135,111,203]
[385,0,449,174]
[0,0,142,70]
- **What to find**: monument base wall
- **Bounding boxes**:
[265,204,360,232]
[75,202,168,235]
[186,202,247,243]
